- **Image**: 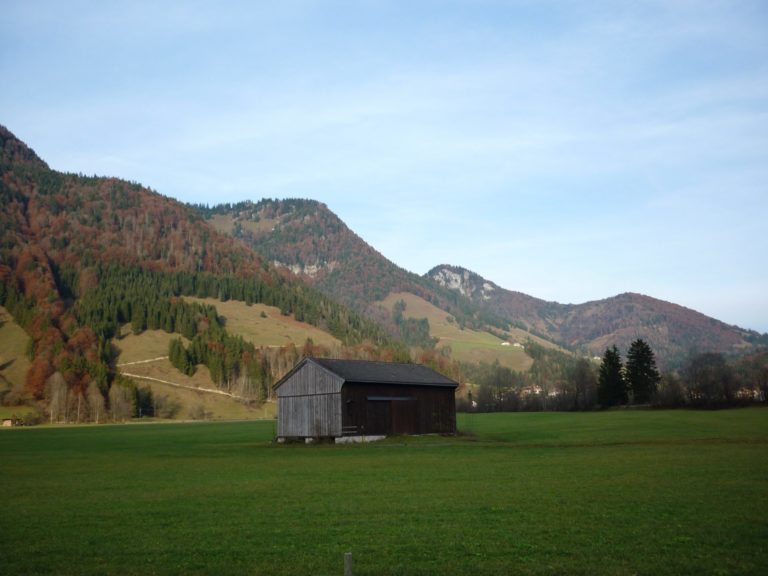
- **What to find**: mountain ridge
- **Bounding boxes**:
[3,124,762,380]
[197,199,508,336]
[198,199,763,368]
[427,264,762,367]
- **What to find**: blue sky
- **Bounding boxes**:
[2,1,767,332]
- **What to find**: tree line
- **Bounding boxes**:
[462,338,767,412]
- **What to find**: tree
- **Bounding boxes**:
[86,381,106,423]
[597,346,626,407]
[474,361,521,412]
[683,352,736,407]
[568,358,597,410]
[47,372,68,423]
[625,339,661,404]
[109,380,136,421]
[655,372,686,407]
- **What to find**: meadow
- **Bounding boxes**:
[113,328,275,421]
[0,305,31,394]
[379,292,546,371]
[1,409,766,575]
[182,297,341,349]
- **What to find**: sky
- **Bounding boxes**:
[2,0,767,332]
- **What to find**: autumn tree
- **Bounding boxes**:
[625,338,661,404]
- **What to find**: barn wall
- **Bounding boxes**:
[342,384,456,436]
[278,393,342,438]
[276,361,344,438]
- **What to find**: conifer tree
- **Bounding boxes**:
[597,345,626,407]
[625,338,661,404]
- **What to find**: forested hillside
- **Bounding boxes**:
[0,126,405,421]
[196,199,509,341]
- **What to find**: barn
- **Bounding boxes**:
[274,357,458,442]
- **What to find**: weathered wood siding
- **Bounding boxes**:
[276,361,343,438]
[276,361,344,397]
[278,394,342,438]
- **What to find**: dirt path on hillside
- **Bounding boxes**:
[116,356,168,367]
[119,371,251,402]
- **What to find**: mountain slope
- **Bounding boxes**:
[428,265,762,367]
[378,291,534,371]
[0,125,398,417]
[198,199,508,334]
[200,199,763,369]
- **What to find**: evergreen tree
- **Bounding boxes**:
[597,345,626,407]
[625,338,661,404]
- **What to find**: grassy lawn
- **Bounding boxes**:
[1,409,766,575]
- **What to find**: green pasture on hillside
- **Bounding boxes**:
[1,409,767,575]
[378,292,537,371]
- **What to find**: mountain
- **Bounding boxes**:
[427,264,763,368]
[199,200,763,368]
[197,199,507,335]
[0,125,399,417]
[2,121,760,415]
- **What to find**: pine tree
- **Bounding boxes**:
[597,345,626,407]
[625,338,661,404]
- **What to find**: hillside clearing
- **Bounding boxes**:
[114,328,274,420]
[1,409,764,575]
[183,296,341,349]
[380,292,537,371]
[0,305,30,397]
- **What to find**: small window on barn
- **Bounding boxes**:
[346,399,354,416]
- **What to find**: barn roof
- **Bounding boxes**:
[309,358,458,388]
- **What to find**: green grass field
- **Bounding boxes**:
[1,409,766,575]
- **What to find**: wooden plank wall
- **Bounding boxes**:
[278,393,342,437]
[342,384,456,436]
[277,361,343,438]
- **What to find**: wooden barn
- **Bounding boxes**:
[274,358,458,441]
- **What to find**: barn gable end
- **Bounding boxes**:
[275,358,344,438]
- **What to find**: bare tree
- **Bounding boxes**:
[47,372,68,424]
[109,382,136,422]
[87,382,106,423]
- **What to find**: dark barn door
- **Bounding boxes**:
[365,396,416,435]
[391,398,417,434]
[365,400,390,435]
